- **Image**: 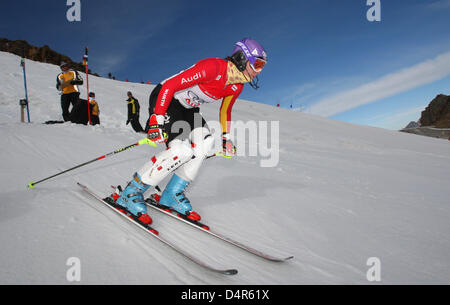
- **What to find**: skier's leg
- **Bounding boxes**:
[116,139,193,222]
[159,127,214,220]
[137,138,194,185]
[176,126,214,182]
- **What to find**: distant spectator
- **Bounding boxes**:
[126,91,144,133]
[89,92,100,125]
[56,61,83,121]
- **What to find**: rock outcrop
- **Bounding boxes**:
[0,38,98,76]
[419,94,450,128]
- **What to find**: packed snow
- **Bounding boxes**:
[0,51,449,284]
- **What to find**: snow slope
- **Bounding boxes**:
[1,51,449,284]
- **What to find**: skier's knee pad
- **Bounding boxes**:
[168,139,194,161]
[138,139,193,186]
[175,128,214,182]
[190,127,214,158]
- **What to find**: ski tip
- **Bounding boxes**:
[27,182,35,189]
[224,269,238,275]
[274,255,294,262]
[148,228,159,235]
[267,255,294,262]
[76,182,87,189]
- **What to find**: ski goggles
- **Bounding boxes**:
[250,57,267,72]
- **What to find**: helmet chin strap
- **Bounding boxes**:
[249,76,260,90]
[242,70,260,90]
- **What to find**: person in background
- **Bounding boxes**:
[126,91,144,133]
[56,61,83,121]
[89,92,100,125]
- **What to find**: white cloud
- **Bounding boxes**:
[428,0,450,9]
[366,106,425,130]
[306,51,450,117]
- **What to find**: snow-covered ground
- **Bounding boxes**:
[0,51,449,284]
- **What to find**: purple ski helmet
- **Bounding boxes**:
[231,38,267,72]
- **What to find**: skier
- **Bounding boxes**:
[56,62,84,121]
[126,91,144,133]
[115,38,267,225]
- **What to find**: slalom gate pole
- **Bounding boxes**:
[20,46,30,123]
[83,47,91,125]
[27,138,157,189]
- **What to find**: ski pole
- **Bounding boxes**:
[207,152,233,159]
[27,138,157,189]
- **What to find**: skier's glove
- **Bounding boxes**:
[222,133,236,158]
[147,114,168,143]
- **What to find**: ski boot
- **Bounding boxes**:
[116,173,153,224]
[159,174,201,221]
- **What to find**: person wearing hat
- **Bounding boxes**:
[89,92,100,125]
[113,38,267,225]
[126,91,144,133]
[56,61,84,121]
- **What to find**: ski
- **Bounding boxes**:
[44,120,65,125]
[145,196,294,263]
[77,182,238,275]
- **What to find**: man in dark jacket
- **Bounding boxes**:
[126,91,144,133]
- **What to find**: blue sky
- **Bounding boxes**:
[1,0,449,130]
